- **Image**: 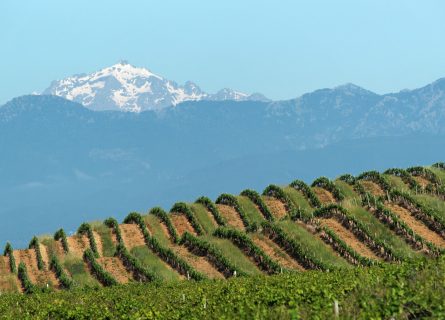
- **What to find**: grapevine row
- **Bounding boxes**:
[123,212,206,281]
[213,227,282,274]
[240,189,275,221]
[216,194,254,230]
[180,232,247,278]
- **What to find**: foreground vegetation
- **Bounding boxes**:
[0,257,443,319]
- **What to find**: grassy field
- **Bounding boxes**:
[190,203,218,234]
[276,221,352,268]
[202,236,263,276]
[130,246,181,281]
[237,196,265,225]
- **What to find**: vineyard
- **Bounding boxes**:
[1,163,445,319]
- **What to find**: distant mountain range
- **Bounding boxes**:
[39,62,445,143]
[2,75,445,247]
[42,61,269,112]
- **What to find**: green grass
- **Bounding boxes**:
[343,204,419,259]
[130,245,181,282]
[62,255,100,288]
[429,166,445,183]
[237,196,265,225]
[203,236,262,276]
[383,174,411,191]
[275,220,351,268]
[334,180,360,200]
[412,193,445,221]
[282,186,313,217]
[92,224,116,257]
[144,214,170,247]
[190,203,218,234]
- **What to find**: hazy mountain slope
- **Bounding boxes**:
[354,78,445,136]
[1,94,445,246]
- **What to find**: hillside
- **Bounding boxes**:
[1,162,445,297]
[2,95,445,248]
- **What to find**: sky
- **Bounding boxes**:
[1,0,445,104]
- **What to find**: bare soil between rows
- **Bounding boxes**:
[170,213,197,237]
[252,235,304,270]
[361,181,385,197]
[120,224,146,249]
[386,204,445,248]
[262,196,287,219]
[97,257,132,284]
[320,219,381,260]
[216,205,245,231]
[313,187,336,204]
[173,245,224,279]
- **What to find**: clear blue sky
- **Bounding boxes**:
[1,0,445,104]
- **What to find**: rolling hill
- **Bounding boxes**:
[1,162,445,295]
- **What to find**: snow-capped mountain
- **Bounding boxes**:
[42,61,269,112]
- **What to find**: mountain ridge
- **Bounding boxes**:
[42,61,270,112]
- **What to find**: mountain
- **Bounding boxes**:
[42,61,269,112]
[1,92,445,248]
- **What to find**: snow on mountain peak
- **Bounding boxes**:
[42,62,268,112]
[101,61,163,82]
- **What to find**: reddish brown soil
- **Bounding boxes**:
[66,235,90,258]
[13,250,38,283]
[120,224,146,249]
[413,176,430,188]
[312,187,336,204]
[66,232,102,257]
[216,204,245,231]
[97,257,132,284]
[361,181,385,196]
[320,219,381,260]
[262,196,288,219]
[13,249,59,288]
[252,236,304,270]
[170,213,197,237]
[0,257,10,274]
[173,245,224,279]
[49,240,65,258]
[386,204,445,248]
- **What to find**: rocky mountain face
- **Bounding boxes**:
[42,61,269,112]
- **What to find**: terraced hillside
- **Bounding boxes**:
[2,163,445,294]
